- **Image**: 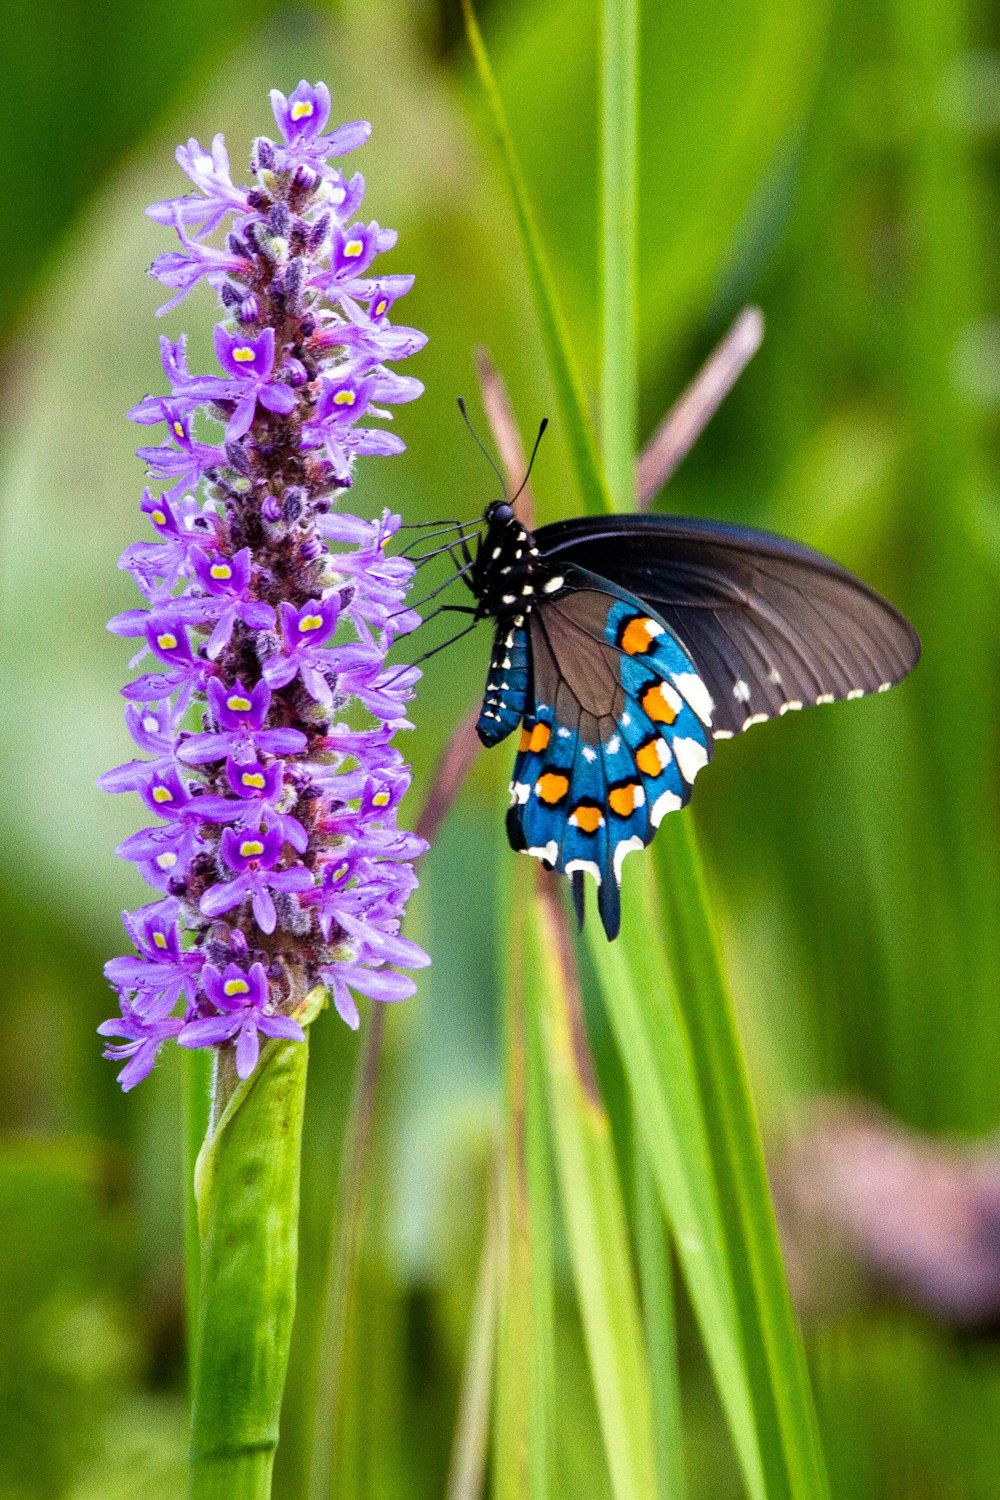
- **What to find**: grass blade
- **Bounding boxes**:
[585,875,764,1500]
[655,814,829,1500]
[600,0,639,507]
[461,0,614,517]
[493,856,554,1500]
[634,1134,686,1500]
[446,1179,500,1500]
[532,875,658,1500]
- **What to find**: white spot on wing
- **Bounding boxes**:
[741,712,769,731]
[733,679,751,703]
[581,746,597,763]
[525,840,559,865]
[606,734,621,755]
[673,737,709,784]
[877,682,892,693]
[651,789,684,826]
[673,671,714,726]
[613,835,644,882]
[543,575,565,593]
[566,858,601,884]
[778,700,803,715]
[816,693,834,705]
[510,782,531,805]
[558,726,572,739]
[846,688,864,700]
[713,729,734,740]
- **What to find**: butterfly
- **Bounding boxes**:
[416,493,921,942]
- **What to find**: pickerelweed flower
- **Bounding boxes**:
[100,81,430,1091]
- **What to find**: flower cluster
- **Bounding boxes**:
[99,82,430,1091]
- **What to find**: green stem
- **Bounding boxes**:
[188,1031,312,1500]
[600,0,639,507]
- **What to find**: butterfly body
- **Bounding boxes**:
[462,504,920,939]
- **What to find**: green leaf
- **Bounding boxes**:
[531,879,658,1500]
[461,0,614,518]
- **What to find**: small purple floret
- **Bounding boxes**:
[100,82,429,1089]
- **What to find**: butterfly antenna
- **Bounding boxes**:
[510,417,549,507]
[457,397,508,500]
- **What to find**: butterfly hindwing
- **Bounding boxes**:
[505,580,712,938]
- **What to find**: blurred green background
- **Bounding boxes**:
[1,0,998,1494]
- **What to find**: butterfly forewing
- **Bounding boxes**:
[532,515,921,738]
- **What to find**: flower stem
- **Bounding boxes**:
[188,1031,311,1499]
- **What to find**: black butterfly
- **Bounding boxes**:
[408,498,920,941]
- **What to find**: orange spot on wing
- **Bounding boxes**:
[636,738,668,777]
[529,722,551,753]
[609,784,638,817]
[621,617,657,655]
[642,683,678,724]
[537,772,569,805]
[518,727,532,751]
[570,803,603,833]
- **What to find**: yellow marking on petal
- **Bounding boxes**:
[241,771,266,790]
[372,790,391,807]
[332,863,349,880]
[636,738,668,777]
[609,783,638,818]
[290,101,315,120]
[374,299,388,317]
[152,786,173,804]
[621,617,660,656]
[210,562,233,580]
[232,345,257,364]
[344,238,364,257]
[240,839,265,858]
[333,389,356,406]
[151,509,167,525]
[172,420,185,438]
[227,694,252,712]
[153,931,168,948]
[156,852,177,870]
[528,722,551,753]
[537,772,569,805]
[570,804,603,833]
[224,977,251,996]
[299,612,323,632]
[642,683,678,725]
[156,632,178,651]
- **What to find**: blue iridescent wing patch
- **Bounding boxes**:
[505,584,713,939]
[476,621,530,746]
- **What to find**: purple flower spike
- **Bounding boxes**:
[100,83,428,1089]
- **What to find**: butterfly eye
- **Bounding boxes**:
[488,502,515,525]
